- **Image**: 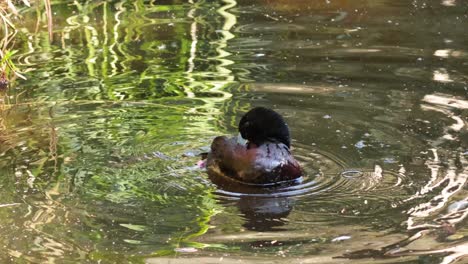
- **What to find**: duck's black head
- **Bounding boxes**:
[239,107,291,148]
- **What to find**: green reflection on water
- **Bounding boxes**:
[1,0,238,262]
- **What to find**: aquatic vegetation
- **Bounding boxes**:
[0,8,23,90]
[0,0,51,96]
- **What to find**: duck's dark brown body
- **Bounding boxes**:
[206,135,302,185]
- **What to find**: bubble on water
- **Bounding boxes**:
[447,200,468,213]
[341,170,364,178]
[355,140,366,149]
[383,157,397,164]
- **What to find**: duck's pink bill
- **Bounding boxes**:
[197,160,207,168]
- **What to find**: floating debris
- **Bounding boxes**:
[174,247,198,253]
[0,203,21,208]
[331,235,351,242]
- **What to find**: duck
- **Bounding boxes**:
[206,107,302,185]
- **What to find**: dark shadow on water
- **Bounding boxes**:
[208,172,300,231]
[237,195,294,231]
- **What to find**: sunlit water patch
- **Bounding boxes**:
[0,100,227,261]
[193,83,467,263]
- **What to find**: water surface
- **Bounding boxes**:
[0,0,467,263]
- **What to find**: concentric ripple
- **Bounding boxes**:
[213,142,412,200]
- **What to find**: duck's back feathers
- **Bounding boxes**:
[206,136,301,185]
[207,107,302,185]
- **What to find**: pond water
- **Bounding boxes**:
[0,0,467,263]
